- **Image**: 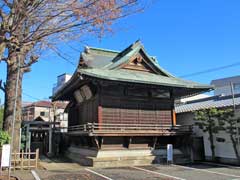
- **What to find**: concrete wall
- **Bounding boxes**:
[177,110,240,163]
[34,106,51,121]
[56,113,68,132]
[214,85,233,96]
[211,76,240,96]
[32,106,65,121]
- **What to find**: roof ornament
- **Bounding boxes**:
[79,54,87,68]
[85,46,90,54]
[132,39,142,49]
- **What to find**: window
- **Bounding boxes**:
[151,89,170,98]
[233,83,240,94]
[40,111,49,117]
[126,87,149,97]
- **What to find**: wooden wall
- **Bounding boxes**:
[100,96,172,125]
[68,82,174,126]
[68,96,98,126]
[100,84,173,125]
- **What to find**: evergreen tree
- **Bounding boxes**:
[194,108,222,161]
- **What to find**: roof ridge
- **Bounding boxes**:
[111,40,142,63]
[184,93,240,104]
[87,46,120,54]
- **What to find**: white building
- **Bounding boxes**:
[176,94,240,164]
[180,94,210,104]
[22,100,67,122]
[52,73,72,95]
[211,75,240,96]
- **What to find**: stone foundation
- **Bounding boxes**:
[66,146,191,167]
[205,156,240,165]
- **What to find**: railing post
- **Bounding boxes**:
[35,149,39,169]
[91,123,94,133]
[21,150,24,170]
[28,149,31,170]
[13,151,16,172]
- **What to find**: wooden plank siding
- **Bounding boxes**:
[100,96,173,126]
[68,97,99,126]
[68,84,174,128]
[101,108,172,125]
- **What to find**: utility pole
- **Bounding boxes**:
[230,82,236,111]
[230,82,240,153]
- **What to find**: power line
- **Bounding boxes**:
[22,91,41,101]
[179,61,240,78]
[51,47,77,67]
[5,56,240,103]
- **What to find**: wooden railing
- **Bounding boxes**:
[11,149,39,171]
[68,123,192,135]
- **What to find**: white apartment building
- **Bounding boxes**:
[211,75,240,96]
[52,73,72,95]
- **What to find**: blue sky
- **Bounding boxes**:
[0,0,240,103]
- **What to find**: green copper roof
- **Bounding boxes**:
[53,40,213,100]
[78,68,210,89]
[105,42,174,77]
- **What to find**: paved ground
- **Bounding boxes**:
[10,162,240,180]
[39,157,83,171]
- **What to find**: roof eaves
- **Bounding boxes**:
[79,69,212,89]
[175,96,240,113]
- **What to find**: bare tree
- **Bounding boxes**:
[0,0,143,151]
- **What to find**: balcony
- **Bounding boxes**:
[68,123,192,136]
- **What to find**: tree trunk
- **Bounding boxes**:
[209,127,216,161]
[230,134,240,163]
[3,53,23,152]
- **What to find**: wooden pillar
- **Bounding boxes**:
[172,110,177,126]
[28,131,31,151]
[94,137,100,149]
[48,128,52,155]
[98,106,102,129]
[26,124,31,152]
[128,137,132,149]
[170,89,176,126]
[153,137,158,149]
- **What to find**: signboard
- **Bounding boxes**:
[167,144,173,162]
[1,144,11,167]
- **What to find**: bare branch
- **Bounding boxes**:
[1,0,144,70]
[3,0,12,8]
[22,55,39,69]
[0,79,6,93]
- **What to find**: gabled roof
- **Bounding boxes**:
[24,100,67,109]
[52,41,213,101]
[105,41,173,77]
[175,94,240,113]
[80,46,119,68]
[81,40,174,77]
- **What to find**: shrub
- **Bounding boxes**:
[0,131,11,147]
